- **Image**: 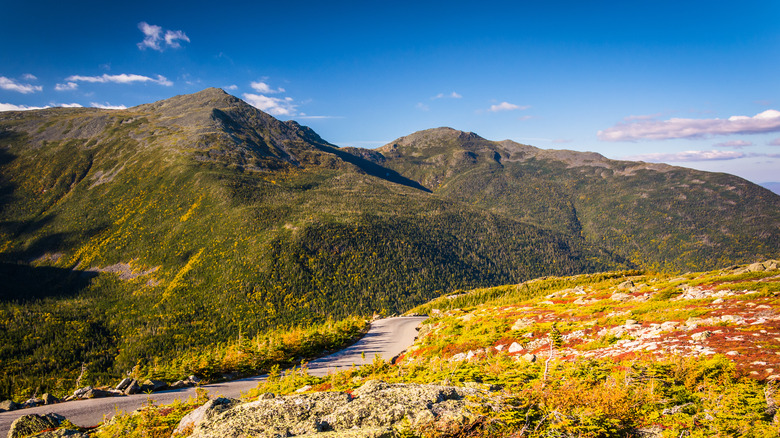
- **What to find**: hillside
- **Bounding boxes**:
[0,89,623,400]
[376,127,780,271]
[0,89,779,401]
[53,260,780,438]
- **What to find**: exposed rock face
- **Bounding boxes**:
[187,380,493,438]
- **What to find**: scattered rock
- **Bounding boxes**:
[142,379,168,392]
[691,331,713,342]
[22,397,43,408]
[115,377,133,392]
[296,385,313,393]
[610,292,632,302]
[0,399,21,412]
[173,397,240,436]
[522,353,537,362]
[508,342,524,354]
[7,413,65,438]
[41,393,59,405]
[625,319,639,327]
[124,380,141,395]
[617,280,635,290]
[510,318,534,331]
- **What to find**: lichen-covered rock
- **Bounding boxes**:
[173,397,240,435]
[7,413,64,438]
[188,380,493,438]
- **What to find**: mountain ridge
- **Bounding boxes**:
[0,88,778,400]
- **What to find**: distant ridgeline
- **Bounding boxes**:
[0,88,778,398]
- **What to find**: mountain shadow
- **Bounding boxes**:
[0,262,98,302]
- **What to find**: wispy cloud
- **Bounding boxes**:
[90,102,127,110]
[488,102,530,112]
[432,92,462,100]
[624,150,746,162]
[0,103,47,111]
[0,76,42,94]
[599,109,780,141]
[769,138,780,146]
[137,22,190,51]
[416,102,430,111]
[0,102,82,112]
[242,93,297,116]
[713,140,752,148]
[55,82,78,91]
[224,84,238,91]
[250,81,285,94]
[65,73,173,86]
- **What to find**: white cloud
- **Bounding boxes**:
[0,102,83,112]
[55,82,79,91]
[164,30,190,48]
[416,102,430,111]
[432,92,462,100]
[624,150,746,162]
[599,109,780,141]
[224,84,238,91]
[0,103,47,111]
[242,93,297,116]
[65,73,172,86]
[137,22,189,51]
[770,138,780,146]
[0,76,43,94]
[90,102,127,110]
[21,73,37,81]
[713,140,752,148]
[250,81,285,94]
[488,102,530,112]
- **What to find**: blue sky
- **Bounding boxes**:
[1,0,779,184]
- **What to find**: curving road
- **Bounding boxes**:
[0,316,427,436]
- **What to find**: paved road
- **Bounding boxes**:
[0,316,427,435]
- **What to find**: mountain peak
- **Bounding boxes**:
[132,87,241,117]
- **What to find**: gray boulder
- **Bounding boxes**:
[115,377,133,392]
[41,393,59,405]
[124,380,141,395]
[7,413,64,438]
[141,379,167,392]
[0,399,21,412]
[173,397,240,435]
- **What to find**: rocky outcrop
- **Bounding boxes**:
[7,413,65,438]
[185,380,495,438]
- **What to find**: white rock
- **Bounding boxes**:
[508,342,524,354]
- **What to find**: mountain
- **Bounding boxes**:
[0,89,624,399]
[0,89,778,399]
[375,127,780,271]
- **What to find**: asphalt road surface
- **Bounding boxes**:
[0,316,427,436]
